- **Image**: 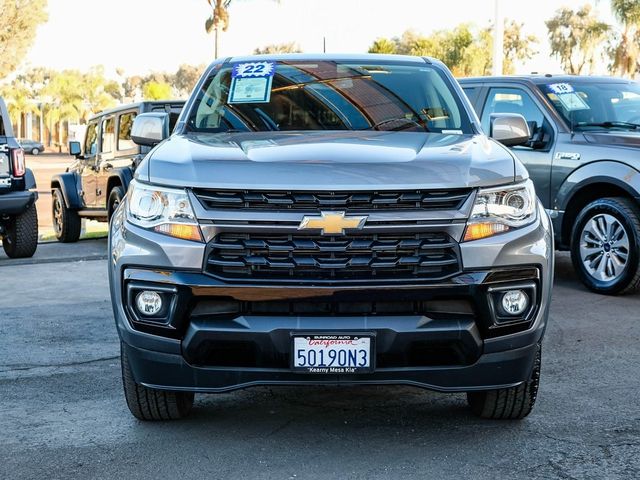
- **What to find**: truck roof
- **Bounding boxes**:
[88,100,186,122]
[222,52,438,65]
[458,74,636,85]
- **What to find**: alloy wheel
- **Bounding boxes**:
[579,213,630,282]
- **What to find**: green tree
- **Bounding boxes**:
[253,42,301,54]
[143,81,173,100]
[368,38,397,54]
[174,64,206,97]
[0,0,48,80]
[0,79,39,136]
[501,20,539,74]
[610,0,640,77]
[545,5,610,74]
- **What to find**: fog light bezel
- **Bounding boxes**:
[126,282,179,328]
[487,282,537,327]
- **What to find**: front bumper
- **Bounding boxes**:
[109,202,553,393]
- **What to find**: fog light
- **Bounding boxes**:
[501,290,528,315]
[136,291,163,316]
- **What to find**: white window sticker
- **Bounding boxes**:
[229,77,273,104]
[228,61,276,104]
[557,92,590,111]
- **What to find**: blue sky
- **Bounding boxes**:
[24,0,616,76]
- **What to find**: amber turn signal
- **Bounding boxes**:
[154,223,203,242]
[463,222,509,242]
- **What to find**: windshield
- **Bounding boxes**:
[185,60,472,134]
[540,81,640,130]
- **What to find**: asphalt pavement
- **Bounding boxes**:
[0,243,639,479]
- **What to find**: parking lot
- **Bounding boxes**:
[1,239,639,479]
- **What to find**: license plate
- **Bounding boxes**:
[291,334,374,374]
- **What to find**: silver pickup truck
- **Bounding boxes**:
[109,54,553,421]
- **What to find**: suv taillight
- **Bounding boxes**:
[12,148,25,177]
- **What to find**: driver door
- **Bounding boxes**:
[80,121,99,208]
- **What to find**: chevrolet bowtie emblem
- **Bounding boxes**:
[298,211,368,235]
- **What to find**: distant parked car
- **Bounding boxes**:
[18,138,45,155]
[0,98,38,258]
[460,75,640,295]
[50,100,184,242]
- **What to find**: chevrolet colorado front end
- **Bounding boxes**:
[109,54,553,421]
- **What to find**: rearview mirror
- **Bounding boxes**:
[69,141,81,157]
[131,113,170,147]
[489,113,530,147]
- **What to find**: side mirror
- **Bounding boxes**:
[69,141,81,157]
[489,113,530,147]
[131,113,170,147]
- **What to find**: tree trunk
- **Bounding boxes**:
[214,27,219,59]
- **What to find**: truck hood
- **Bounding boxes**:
[583,131,640,148]
[140,131,517,190]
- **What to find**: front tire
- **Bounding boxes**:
[107,186,124,223]
[31,148,39,155]
[570,197,640,295]
[2,204,38,258]
[467,345,541,420]
[52,188,81,243]
[121,343,194,421]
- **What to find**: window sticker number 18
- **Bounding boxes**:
[549,83,574,95]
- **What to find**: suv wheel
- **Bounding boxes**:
[570,197,640,295]
[467,345,541,420]
[107,186,124,223]
[52,188,81,243]
[121,342,194,421]
[2,204,38,258]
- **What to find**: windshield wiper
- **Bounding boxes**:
[575,121,640,130]
[365,117,428,131]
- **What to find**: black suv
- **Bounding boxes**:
[52,101,184,242]
[460,75,640,294]
[0,97,38,258]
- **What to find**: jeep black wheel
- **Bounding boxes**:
[52,187,81,243]
[570,197,640,295]
[107,185,124,223]
[467,345,541,420]
[2,204,38,258]
[121,342,194,421]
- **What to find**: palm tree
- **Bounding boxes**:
[0,81,39,137]
[205,0,279,58]
[205,0,231,59]
[611,0,640,77]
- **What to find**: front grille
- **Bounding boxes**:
[193,188,471,212]
[191,298,475,317]
[205,232,461,281]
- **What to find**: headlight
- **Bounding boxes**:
[463,179,537,241]
[126,180,202,242]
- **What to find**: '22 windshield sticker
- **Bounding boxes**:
[232,62,275,78]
